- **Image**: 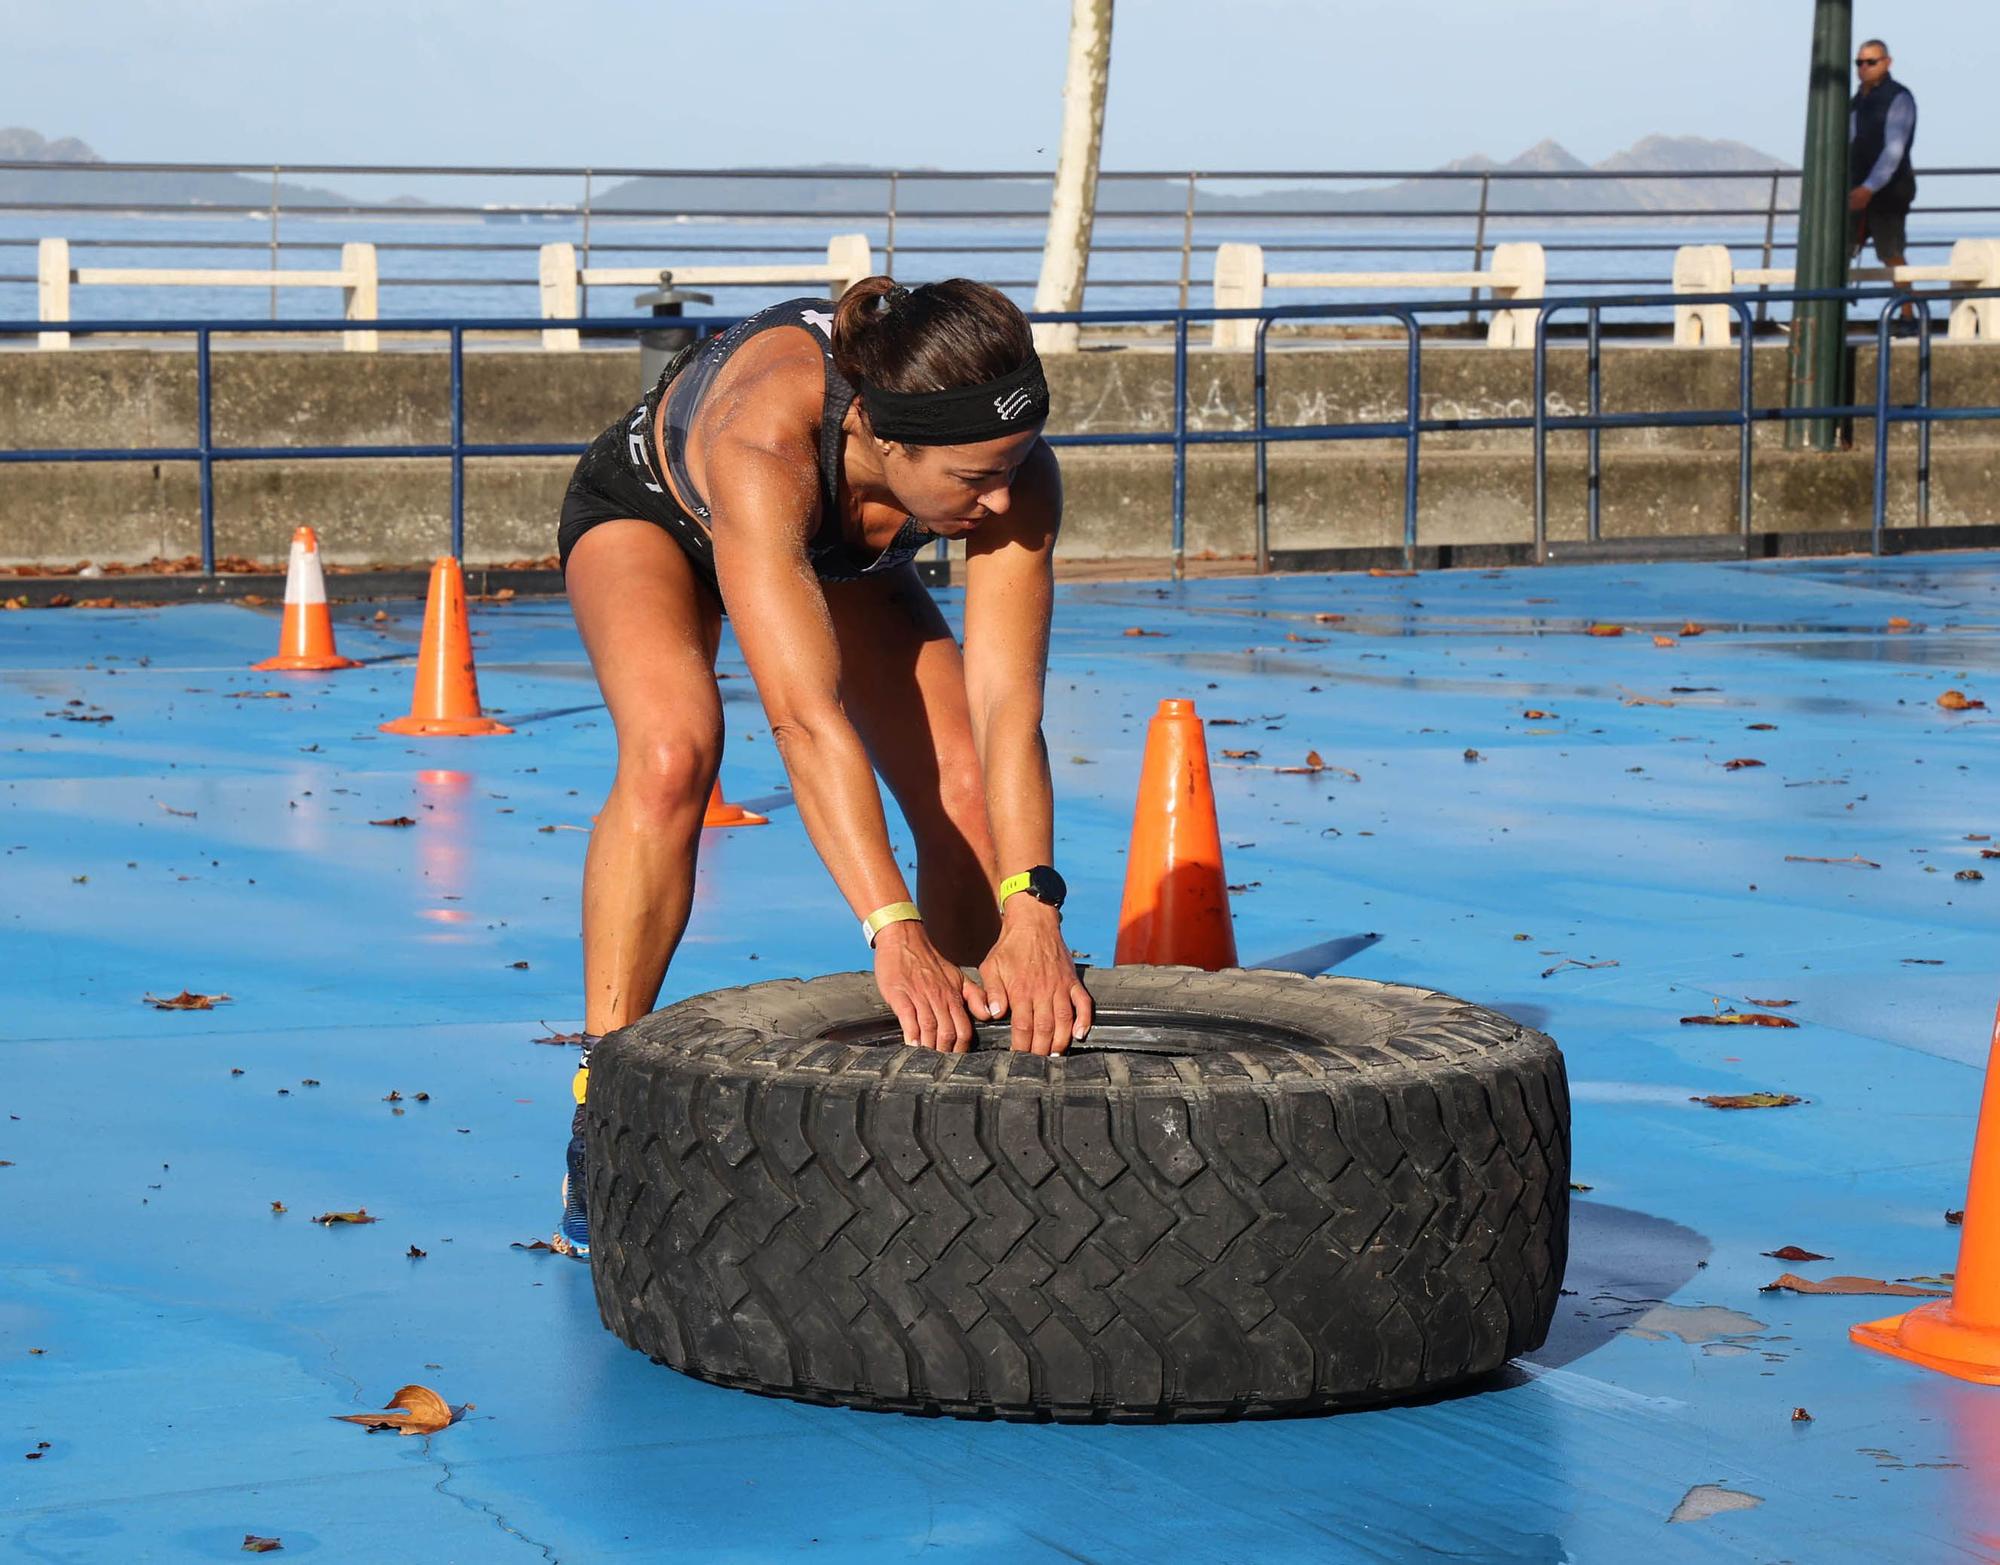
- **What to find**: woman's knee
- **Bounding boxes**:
[613,732,720,823]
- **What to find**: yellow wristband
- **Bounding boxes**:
[861,900,922,948]
[997,871,1032,909]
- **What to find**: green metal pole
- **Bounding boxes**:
[1786,0,1852,450]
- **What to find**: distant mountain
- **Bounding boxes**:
[0,128,360,209]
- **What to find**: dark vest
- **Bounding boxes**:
[1850,75,1916,206]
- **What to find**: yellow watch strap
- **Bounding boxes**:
[861,900,922,947]
[997,871,1033,909]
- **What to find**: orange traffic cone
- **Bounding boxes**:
[252,526,360,671]
[703,778,767,828]
[379,557,512,737]
[1114,697,1238,969]
[1853,1002,2000,1383]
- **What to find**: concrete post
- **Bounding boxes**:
[1948,239,2000,342]
[539,242,580,352]
[341,242,379,353]
[1031,0,1114,354]
[1211,242,1264,351]
[38,238,71,351]
[1486,242,1546,348]
[1673,244,1736,346]
[826,233,874,298]
[1785,0,1852,450]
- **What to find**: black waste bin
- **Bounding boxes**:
[635,275,714,389]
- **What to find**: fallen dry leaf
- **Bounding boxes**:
[1887,616,1912,631]
[372,608,390,622]
[242,1537,282,1554]
[1587,624,1624,638]
[143,989,231,1010]
[1283,632,1327,644]
[1680,622,1706,636]
[1939,689,1986,711]
[312,1209,378,1226]
[239,594,269,608]
[1722,758,1765,771]
[1274,749,1327,775]
[1764,1245,1830,1262]
[1312,612,1345,623]
[1747,722,1778,731]
[1792,1407,1813,1423]
[1948,1209,1965,1225]
[1745,997,1796,1008]
[1760,1273,1947,1298]
[1692,1092,1805,1109]
[1121,627,1166,637]
[1956,869,1985,883]
[407,1245,427,1259]
[1622,694,1675,708]
[158,802,197,818]
[47,593,74,608]
[531,1030,589,1046]
[1982,849,2000,860]
[1653,635,1678,648]
[1220,748,1261,760]
[225,690,291,700]
[512,1235,576,1256]
[369,816,418,828]
[1522,709,1555,720]
[1541,957,1619,979]
[76,597,117,610]
[270,1201,286,1215]
[332,1384,467,1436]
[1786,853,1880,868]
[1680,1012,1799,1029]
[1367,567,1415,578]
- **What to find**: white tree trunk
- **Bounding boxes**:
[1032,0,1114,353]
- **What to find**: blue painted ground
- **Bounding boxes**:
[3,553,1998,1563]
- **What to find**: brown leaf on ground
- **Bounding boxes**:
[407,1246,427,1259]
[1311,612,1345,623]
[1653,635,1678,648]
[239,594,269,608]
[1745,997,1796,1007]
[372,609,390,622]
[1522,709,1555,720]
[270,1201,286,1215]
[369,816,418,828]
[225,690,292,700]
[1284,632,1327,643]
[76,597,117,610]
[1622,694,1675,708]
[332,1384,467,1436]
[1680,1012,1799,1029]
[1887,616,1912,631]
[1982,849,2000,860]
[1220,748,1261,760]
[312,1209,378,1226]
[47,593,74,608]
[1760,1272,1947,1298]
[1747,722,1778,731]
[1368,568,1415,578]
[1786,853,1881,868]
[1956,869,1985,882]
[1939,689,1986,711]
[1764,1245,1831,1261]
[491,587,516,602]
[1680,622,1706,636]
[1274,750,1327,774]
[1722,758,1765,771]
[1948,1209,1965,1225]
[531,1030,589,1046]
[1121,627,1166,637]
[1692,1092,1805,1109]
[143,989,232,1010]
[158,803,197,818]
[241,1537,283,1554]
[1792,1408,1813,1423]
[513,1235,576,1255]
[1587,624,1624,637]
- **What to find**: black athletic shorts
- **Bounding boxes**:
[1855,199,1910,264]
[556,416,719,586]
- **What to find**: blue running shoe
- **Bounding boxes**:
[559,1101,591,1259]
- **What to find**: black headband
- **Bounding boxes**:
[856,355,1050,446]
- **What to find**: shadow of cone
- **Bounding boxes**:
[703,779,767,828]
[1853,1002,2000,1383]
[379,557,512,737]
[252,526,360,671]
[1114,697,1238,969]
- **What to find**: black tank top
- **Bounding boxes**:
[645,297,934,582]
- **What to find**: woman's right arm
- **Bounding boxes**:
[706,441,987,1052]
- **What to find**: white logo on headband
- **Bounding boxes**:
[994,388,1036,421]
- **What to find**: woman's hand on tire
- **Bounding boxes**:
[872,921,985,1052]
[978,900,1093,1056]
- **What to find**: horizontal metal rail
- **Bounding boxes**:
[2,287,1997,580]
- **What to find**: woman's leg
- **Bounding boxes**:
[825,566,1000,966]
[565,520,725,1035]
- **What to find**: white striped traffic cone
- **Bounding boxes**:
[253,527,361,671]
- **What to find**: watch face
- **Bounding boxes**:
[1029,865,1068,908]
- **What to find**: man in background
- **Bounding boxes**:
[1848,39,1917,320]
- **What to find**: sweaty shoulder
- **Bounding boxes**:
[693,323,828,461]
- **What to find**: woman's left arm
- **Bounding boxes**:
[961,440,1093,1055]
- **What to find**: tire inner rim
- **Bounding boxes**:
[816,1008,1318,1057]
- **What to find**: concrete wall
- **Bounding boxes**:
[2,340,1996,567]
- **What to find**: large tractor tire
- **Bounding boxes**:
[586,966,1568,1421]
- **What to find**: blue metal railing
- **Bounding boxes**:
[3,288,1997,579]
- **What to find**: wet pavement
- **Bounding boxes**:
[3,552,1998,1562]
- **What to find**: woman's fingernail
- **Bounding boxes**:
[989,1002,1003,1018]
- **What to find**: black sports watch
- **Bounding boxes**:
[998,865,1067,911]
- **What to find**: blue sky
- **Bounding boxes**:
[2,0,1985,173]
